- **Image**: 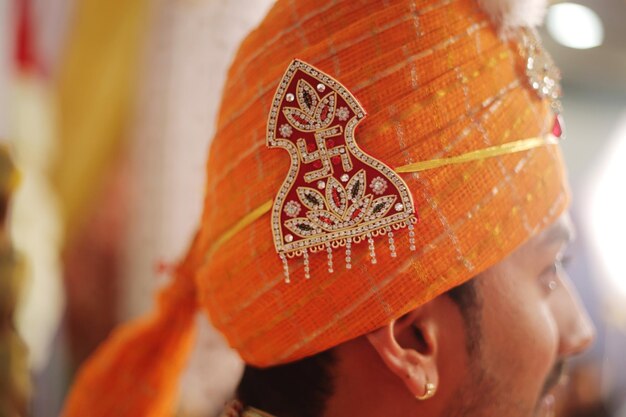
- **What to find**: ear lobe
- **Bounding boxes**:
[366,318,439,399]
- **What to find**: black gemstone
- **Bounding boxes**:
[304,193,320,206]
[303,90,313,108]
[351,181,361,199]
[372,202,386,214]
[297,223,314,232]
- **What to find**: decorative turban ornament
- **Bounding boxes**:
[62,0,569,416]
[267,60,417,282]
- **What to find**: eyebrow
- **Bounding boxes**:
[540,222,576,247]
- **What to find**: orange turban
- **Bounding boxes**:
[62,0,569,415]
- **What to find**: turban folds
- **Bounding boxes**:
[63,0,569,416]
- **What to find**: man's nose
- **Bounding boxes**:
[555,276,596,357]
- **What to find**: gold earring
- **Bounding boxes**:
[415,381,437,401]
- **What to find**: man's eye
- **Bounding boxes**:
[539,255,572,294]
[544,255,572,276]
[557,255,572,272]
[549,260,561,275]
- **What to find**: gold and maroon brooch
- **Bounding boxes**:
[266,60,417,282]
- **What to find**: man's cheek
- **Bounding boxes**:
[484,292,557,393]
[518,304,561,400]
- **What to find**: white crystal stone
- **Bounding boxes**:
[285,234,293,243]
[286,93,295,102]
[341,174,349,182]
[395,203,404,211]
[317,83,326,92]
[317,181,326,189]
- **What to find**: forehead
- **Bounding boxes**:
[474,213,576,304]
[532,213,575,248]
[508,213,575,262]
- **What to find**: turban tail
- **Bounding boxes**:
[63,0,569,415]
[61,234,204,416]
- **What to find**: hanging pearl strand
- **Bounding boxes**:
[387,227,397,258]
[303,248,311,279]
[345,237,352,270]
[408,223,416,251]
[326,242,334,273]
[280,253,290,284]
[367,233,377,264]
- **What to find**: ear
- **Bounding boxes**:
[366,310,439,399]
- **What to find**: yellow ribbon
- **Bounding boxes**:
[206,199,274,259]
[395,135,558,173]
[207,135,557,256]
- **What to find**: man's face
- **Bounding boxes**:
[445,214,595,417]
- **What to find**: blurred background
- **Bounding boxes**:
[0,0,624,416]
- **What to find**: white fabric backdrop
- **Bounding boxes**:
[124,1,275,415]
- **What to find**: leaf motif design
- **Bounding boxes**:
[306,210,342,231]
[346,170,366,202]
[283,107,316,131]
[296,80,319,116]
[284,218,321,237]
[314,92,337,129]
[325,177,347,217]
[296,187,326,211]
[365,195,397,220]
[343,195,372,224]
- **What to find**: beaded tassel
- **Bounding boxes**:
[326,243,334,273]
[408,223,416,251]
[303,248,311,279]
[367,233,377,264]
[345,237,352,270]
[280,253,290,283]
[387,229,397,258]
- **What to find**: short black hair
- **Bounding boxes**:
[446,278,482,355]
[236,348,335,417]
[235,278,481,417]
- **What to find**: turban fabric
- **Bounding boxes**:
[63,0,569,415]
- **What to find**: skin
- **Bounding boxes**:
[324,213,595,417]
